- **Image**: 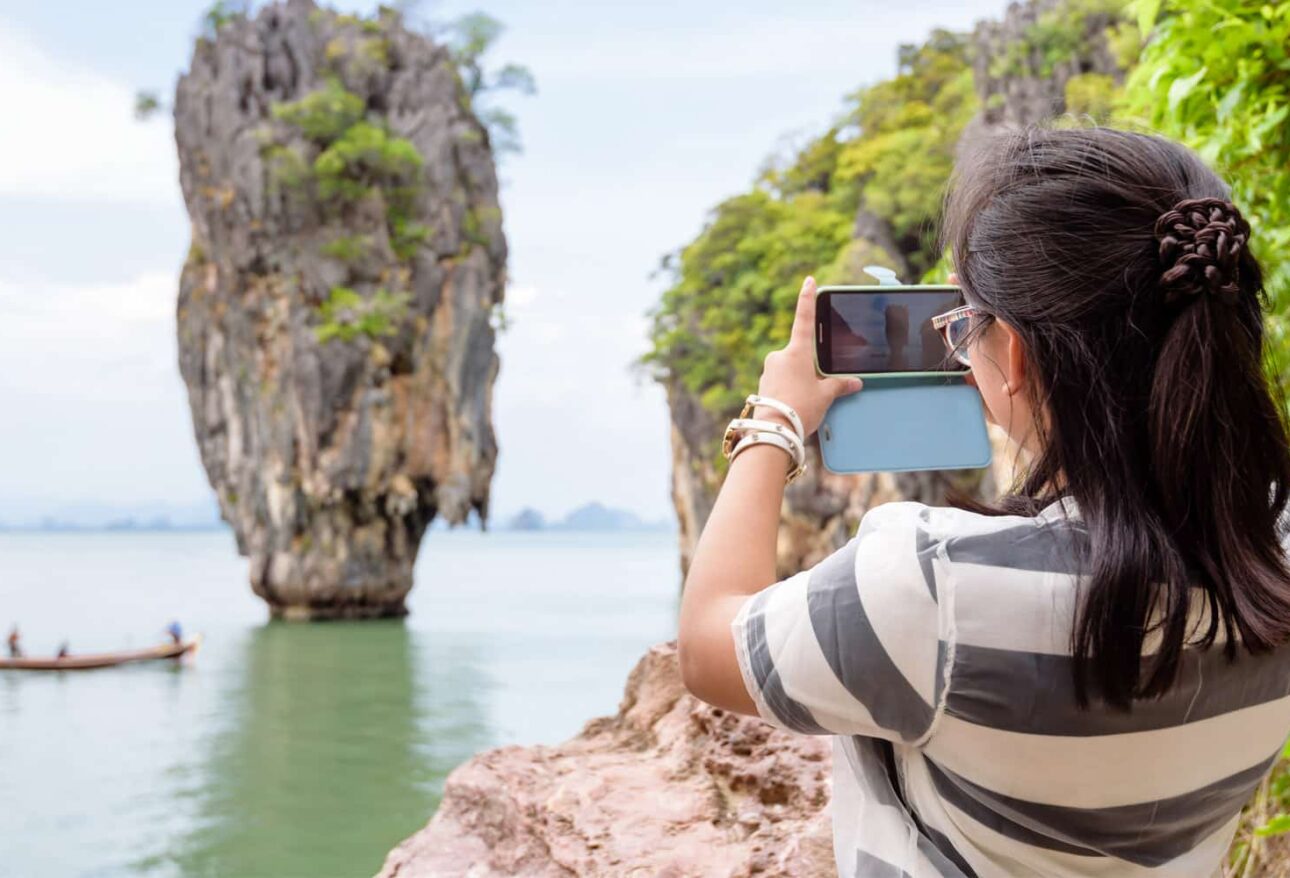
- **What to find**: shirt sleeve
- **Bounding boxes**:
[729,501,952,744]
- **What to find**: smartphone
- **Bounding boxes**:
[814,285,965,377]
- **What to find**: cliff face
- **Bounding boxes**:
[174,0,506,618]
[376,642,836,878]
[971,0,1123,130]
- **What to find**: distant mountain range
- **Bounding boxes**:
[0,500,672,534]
[0,500,225,532]
[502,502,673,533]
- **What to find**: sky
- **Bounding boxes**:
[0,0,1007,525]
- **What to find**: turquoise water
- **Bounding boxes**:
[0,529,681,877]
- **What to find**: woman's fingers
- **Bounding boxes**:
[948,272,959,285]
[789,276,817,348]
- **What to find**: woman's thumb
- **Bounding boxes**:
[828,376,863,397]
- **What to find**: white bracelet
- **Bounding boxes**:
[722,417,805,462]
[730,431,807,483]
[743,394,804,442]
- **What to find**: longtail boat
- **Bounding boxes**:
[0,635,202,671]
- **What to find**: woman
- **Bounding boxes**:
[677,127,1290,877]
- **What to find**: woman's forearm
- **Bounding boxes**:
[679,437,791,630]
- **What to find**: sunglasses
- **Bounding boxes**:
[930,305,984,367]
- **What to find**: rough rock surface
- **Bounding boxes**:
[376,642,837,878]
[970,0,1123,132]
[174,0,505,618]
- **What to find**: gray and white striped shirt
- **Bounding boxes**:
[731,497,1290,877]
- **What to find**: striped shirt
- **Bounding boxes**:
[730,497,1290,877]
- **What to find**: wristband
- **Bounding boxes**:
[730,431,807,484]
[722,417,805,461]
[742,394,804,442]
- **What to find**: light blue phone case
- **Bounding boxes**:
[818,376,992,474]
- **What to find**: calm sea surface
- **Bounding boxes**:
[0,529,681,878]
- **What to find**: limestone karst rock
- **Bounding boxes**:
[174,0,506,618]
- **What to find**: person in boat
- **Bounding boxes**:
[7,626,21,658]
[57,642,69,659]
[166,621,183,645]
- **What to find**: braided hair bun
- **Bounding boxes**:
[1153,197,1250,305]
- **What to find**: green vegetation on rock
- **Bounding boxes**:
[642,29,976,426]
[315,286,410,344]
[270,77,365,142]
[257,23,429,341]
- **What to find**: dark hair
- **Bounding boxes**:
[943,126,1290,709]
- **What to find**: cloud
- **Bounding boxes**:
[0,269,178,399]
[0,22,179,207]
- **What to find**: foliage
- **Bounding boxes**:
[313,121,423,203]
[266,76,426,268]
[315,287,410,343]
[320,234,373,264]
[263,144,310,196]
[643,190,853,418]
[1064,72,1118,121]
[989,0,1133,79]
[643,29,976,426]
[270,78,365,143]
[389,218,431,261]
[201,0,249,40]
[441,12,536,154]
[1119,0,1290,389]
[134,91,163,121]
[259,36,427,334]
[1227,744,1290,872]
[834,30,978,274]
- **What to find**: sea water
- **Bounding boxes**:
[0,529,681,877]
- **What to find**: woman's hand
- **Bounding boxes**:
[755,276,863,437]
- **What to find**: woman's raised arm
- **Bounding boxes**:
[676,276,861,715]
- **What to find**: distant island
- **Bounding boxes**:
[0,501,225,533]
[501,502,673,533]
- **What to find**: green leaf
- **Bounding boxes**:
[1217,81,1246,122]
[1135,0,1162,36]
[1167,67,1207,112]
[1255,813,1290,837]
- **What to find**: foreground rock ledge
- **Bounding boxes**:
[377,641,836,877]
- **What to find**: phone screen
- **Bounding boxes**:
[816,287,966,374]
